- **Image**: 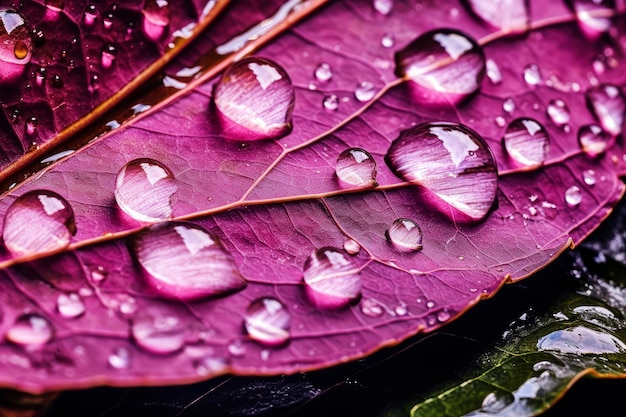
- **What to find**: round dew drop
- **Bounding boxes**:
[386,218,423,252]
[6,314,54,346]
[578,124,612,157]
[142,0,171,40]
[131,311,186,354]
[0,8,34,84]
[244,297,291,346]
[335,148,378,188]
[213,57,295,141]
[585,83,625,137]
[503,118,549,168]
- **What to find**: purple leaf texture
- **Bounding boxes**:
[0,0,624,394]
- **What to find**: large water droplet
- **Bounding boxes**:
[503,118,549,168]
[465,0,529,31]
[6,314,54,346]
[314,62,332,82]
[0,8,33,84]
[585,84,625,136]
[302,247,361,309]
[395,29,485,104]
[546,99,570,126]
[115,158,178,223]
[131,222,247,300]
[213,57,295,141]
[142,0,171,40]
[354,81,376,102]
[335,148,377,188]
[3,190,75,257]
[537,325,626,354]
[385,122,498,222]
[57,293,85,319]
[565,185,582,207]
[244,297,291,346]
[578,124,612,157]
[567,0,615,37]
[131,312,186,354]
[386,218,423,252]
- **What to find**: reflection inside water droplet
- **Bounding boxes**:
[585,83,625,136]
[385,122,498,222]
[303,247,361,309]
[0,8,34,84]
[395,29,485,104]
[213,57,295,140]
[503,118,549,168]
[6,314,54,346]
[244,297,291,346]
[115,158,178,223]
[131,311,186,354]
[131,222,247,300]
[335,148,377,188]
[578,124,612,157]
[386,218,423,252]
[3,190,75,257]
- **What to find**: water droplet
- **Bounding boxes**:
[101,44,117,69]
[302,247,361,309]
[565,185,582,207]
[6,314,54,346]
[108,346,131,369]
[228,340,246,357]
[244,297,291,346]
[194,356,228,376]
[51,74,63,88]
[354,81,376,102]
[546,99,570,126]
[437,309,450,322]
[3,190,75,257]
[0,8,33,84]
[323,94,339,112]
[119,296,137,316]
[142,0,171,40]
[373,0,393,15]
[503,118,549,168]
[523,63,541,85]
[494,116,506,127]
[91,266,107,283]
[115,158,178,223]
[335,148,378,188]
[502,97,515,113]
[45,0,65,12]
[537,325,626,354]
[585,84,625,136]
[426,301,435,308]
[381,33,395,48]
[386,218,423,252]
[131,312,186,354]
[343,239,360,255]
[396,29,485,104]
[35,67,46,86]
[25,116,38,135]
[314,62,332,82]
[578,124,612,157]
[465,0,529,31]
[385,122,498,222]
[360,298,384,317]
[83,4,98,25]
[568,0,615,37]
[481,391,514,413]
[131,222,246,300]
[583,169,596,185]
[213,57,294,140]
[103,12,114,30]
[485,58,501,84]
[57,293,85,319]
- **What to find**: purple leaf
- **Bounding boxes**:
[0,0,623,397]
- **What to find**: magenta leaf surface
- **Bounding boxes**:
[0,0,624,396]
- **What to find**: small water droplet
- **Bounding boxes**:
[35,67,46,86]
[51,74,63,88]
[25,116,38,135]
[302,247,361,309]
[314,62,332,82]
[481,391,514,413]
[396,29,485,104]
[343,239,361,255]
[131,222,247,300]
[485,58,501,84]
[103,12,114,30]
[354,81,376,102]
[381,33,395,48]
[373,0,393,15]
[386,218,423,252]
[142,0,171,40]
[565,185,582,207]
[546,98,570,126]
[119,296,137,316]
[115,158,178,223]
[503,118,549,168]
[502,97,515,113]
[244,297,291,346]
[323,94,339,112]
[131,312,186,354]
[195,356,228,376]
[578,124,612,157]
[228,340,246,357]
[465,0,529,30]
[523,63,541,85]
[108,346,131,369]
[6,314,54,346]
[360,298,384,317]
[437,309,450,322]
[213,57,294,140]
[385,122,498,222]
[585,84,625,136]
[568,0,615,38]
[91,265,107,283]
[45,0,65,12]
[583,169,596,185]
[3,190,75,257]
[335,148,378,188]
[0,8,33,84]
[101,44,117,69]
[57,293,85,319]
[494,116,506,127]
[83,4,98,25]
[426,301,435,308]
